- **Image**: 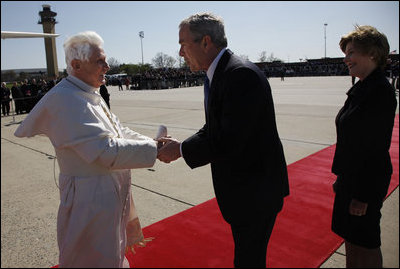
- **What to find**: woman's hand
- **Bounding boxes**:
[125,237,155,254]
[349,198,368,216]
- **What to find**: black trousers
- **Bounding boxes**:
[230,212,277,268]
[1,101,10,115]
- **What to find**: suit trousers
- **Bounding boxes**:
[230,212,277,268]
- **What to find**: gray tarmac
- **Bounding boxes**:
[1,76,398,268]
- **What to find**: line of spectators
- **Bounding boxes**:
[258,60,349,78]
[2,57,397,117]
[105,58,398,91]
[107,68,205,90]
[1,77,61,116]
[1,82,11,116]
[387,58,399,91]
[257,56,399,89]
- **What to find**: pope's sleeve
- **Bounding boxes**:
[57,120,157,169]
[88,111,158,169]
[63,108,157,169]
[93,137,157,169]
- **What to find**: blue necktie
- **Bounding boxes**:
[204,76,210,112]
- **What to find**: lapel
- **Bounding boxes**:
[346,68,382,109]
[210,49,233,89]
[205,49,233,119]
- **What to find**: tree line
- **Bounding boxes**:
[108,50,282,76]
[1,50,283,82]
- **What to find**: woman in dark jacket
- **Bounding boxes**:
[331,25,397,268]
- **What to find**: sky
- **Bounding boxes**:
[1,1,399,70]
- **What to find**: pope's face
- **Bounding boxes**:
[78,46,110,88]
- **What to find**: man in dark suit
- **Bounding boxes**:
[11,82,24,114]
[157,13,289,268]
[100,83,110,109]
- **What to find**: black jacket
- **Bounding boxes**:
[182,50,289,225]
[332,69,397,202]
[100,85,110,108]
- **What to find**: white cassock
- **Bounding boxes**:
[14,75,157,268]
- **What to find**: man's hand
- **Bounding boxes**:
[156,137,181,163]
[349,198,368,216]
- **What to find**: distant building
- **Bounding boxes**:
[1,68,65,82]
[1,68,63,75]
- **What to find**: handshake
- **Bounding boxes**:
[154,125,181,163]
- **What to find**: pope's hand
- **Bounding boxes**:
[125,237,154,254]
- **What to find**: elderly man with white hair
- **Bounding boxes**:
[14,31,157,267]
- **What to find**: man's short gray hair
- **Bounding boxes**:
[179,12,228,48]
[63,31,104,74]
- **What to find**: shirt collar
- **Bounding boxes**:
[66,75,99,93]
[206,47,227,84]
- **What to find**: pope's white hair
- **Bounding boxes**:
[63,31,104,74]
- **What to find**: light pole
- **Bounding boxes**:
[139,31,144,65]
[324,23,328,59]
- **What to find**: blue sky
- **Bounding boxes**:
[1,1,399,70]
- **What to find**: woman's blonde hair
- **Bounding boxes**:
[339,25,390,70]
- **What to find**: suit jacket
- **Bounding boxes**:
[182,49,289,225]
[332,68,397,202]
[100,84,110,108]
[11,86,23,99]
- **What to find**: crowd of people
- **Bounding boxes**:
[258,59,349,78]
[257,55,399,84]
[387,58,399,89]
[1,77,61,116]
[106,68,205,90]
[106,57,398,91]
[1,56,398,118]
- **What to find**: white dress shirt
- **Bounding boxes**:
[206,47,227,84]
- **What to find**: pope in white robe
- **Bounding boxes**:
[14,31,157,268]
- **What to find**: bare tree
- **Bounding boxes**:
[165,55,177,68]
[258,51,267,62]
[1,70,17,82]
[239,54,249,61]
[152,52,176,68]
[107,57,121,74]
[267,53,281,62]
[176,51,184,68]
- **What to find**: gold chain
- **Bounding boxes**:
[99,100,121,138]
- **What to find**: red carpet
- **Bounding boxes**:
[128,115,398,268]
[53,116,398,268]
